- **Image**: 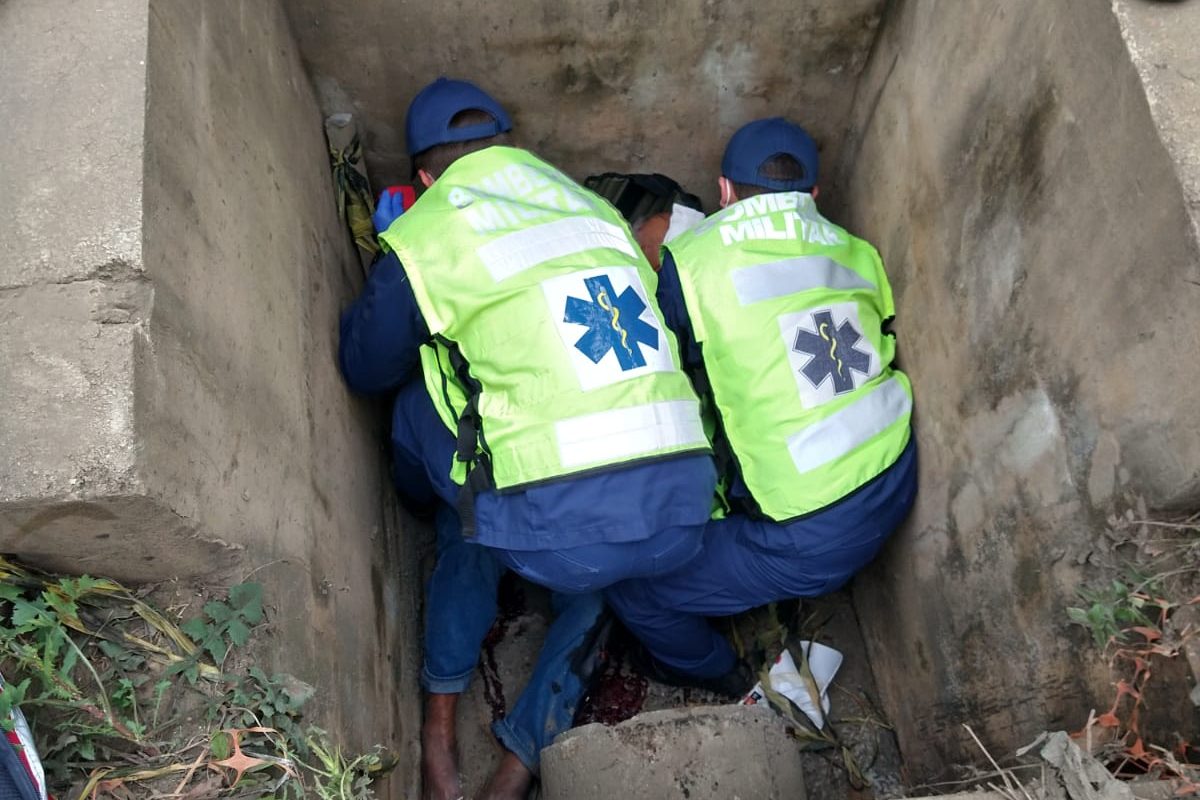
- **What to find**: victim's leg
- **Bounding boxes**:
[422,693,462,800]
[421,506,505,800]
[485,591,609,798]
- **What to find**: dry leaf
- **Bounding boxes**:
[212,728,275,787]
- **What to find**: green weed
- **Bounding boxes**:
[1066,576,1162,647]
[0,557,394,798]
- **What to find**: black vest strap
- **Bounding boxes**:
[434,336,495,538]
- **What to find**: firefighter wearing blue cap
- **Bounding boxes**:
[338,78,716,799]
[605,117,919,686]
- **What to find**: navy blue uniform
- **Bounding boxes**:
[338,251,715,770]
[602,252,919,678]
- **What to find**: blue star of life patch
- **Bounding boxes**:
[563,274,660,371]
[792,309,872,394]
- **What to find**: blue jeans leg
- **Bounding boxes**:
[492,590,608,774]
[421,505,506,693]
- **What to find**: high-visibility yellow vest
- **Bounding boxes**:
[380,146,709,491]
[665,191,912,520]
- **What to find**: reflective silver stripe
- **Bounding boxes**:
[477,217,638,282]
[731,256,874,305]
[786,377,910,475]
[556,400,706,468]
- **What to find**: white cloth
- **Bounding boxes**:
[663,203,706,244]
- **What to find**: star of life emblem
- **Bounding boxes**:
[779,303,880,407]
[544,268,674,390]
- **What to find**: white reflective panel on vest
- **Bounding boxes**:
[785,377,911,475]
[556,400,706,468]
[476,217,638,283]
[731,256,875,306]
[543,267,676,391]
[778,301,881,409]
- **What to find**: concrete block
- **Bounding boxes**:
[540,705,807,800]
[0,0,146,289]
[0,496,238,585]
[0,282,143,502]
[1113,0,1200,242]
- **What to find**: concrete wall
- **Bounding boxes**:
[140,0,422,768]
[1,0,422,783]
[834,0,1200,779]
[283,0,886,208]
[0,0,185,569]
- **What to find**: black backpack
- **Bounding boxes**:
[584,172,704,227]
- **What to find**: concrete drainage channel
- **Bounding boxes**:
[4,0,1200,797]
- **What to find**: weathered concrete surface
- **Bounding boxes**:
[1,0,422,786]
[541,705,807,800]
[0,0,146,290]
[138,0,422,772]
[282,0,886,207]
[0,0,161,556]
[1114,0,1200,243]
[833,0,1200,781]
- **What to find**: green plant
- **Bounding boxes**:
[175,582,264,680]
[0,558,395,799]
[303,727,390,800]
[1066,577,1162,647]
[1066,512,1200,780]
[0,572,151,783]
[221,667,315,757]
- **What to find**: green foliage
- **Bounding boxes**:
[303,727,390,800]
[176,582,263,678]
[0,561,393,799]
[0,677,30,732]
[0,576,146,784]
[1066,577,1160,647]
[222,667,315,757]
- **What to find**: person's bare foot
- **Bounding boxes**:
[422,693,463,800]
[477,751,534,800]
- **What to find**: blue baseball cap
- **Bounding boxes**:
[721,117,818,192]
[405,77,513,157]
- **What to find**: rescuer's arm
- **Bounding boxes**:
[337,250,430,394]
